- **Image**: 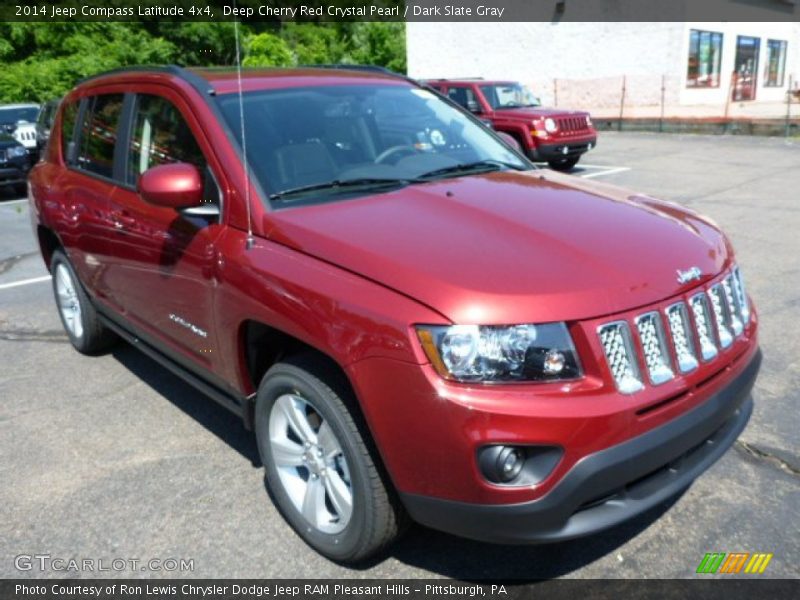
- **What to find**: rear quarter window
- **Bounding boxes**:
[59,101,78,163]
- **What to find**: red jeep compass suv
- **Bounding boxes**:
[425,78,597,170]
[29,66,760,563]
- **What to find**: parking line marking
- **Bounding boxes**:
[0,275,51,290]
[580,166,631,179]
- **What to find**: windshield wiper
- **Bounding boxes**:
[415,160,525,181]
[269,177,411,201]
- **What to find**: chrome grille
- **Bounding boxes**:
[690,293,718,361]
[598,266,752,392]
[598,322,644,394]
[665,302,698,373]
[635,312,674,385]
[708,284,733,349]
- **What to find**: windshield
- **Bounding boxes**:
[0,106,39,125]
[480,84,541,109]
[216,84,529,207]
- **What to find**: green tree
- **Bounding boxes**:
[280,23,346,66]
[242,32,293,68]
[347,22,406,73]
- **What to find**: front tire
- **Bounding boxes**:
[50,249,117,354]
[255,355,405,563]
[547,156,580,171]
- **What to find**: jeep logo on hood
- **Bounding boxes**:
[677,266,703,284]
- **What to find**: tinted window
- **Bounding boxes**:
[60,101,78,163]
[447,86,480,111]
[128,94,218,204]
[0,106,39,125]
[77,94,124,178]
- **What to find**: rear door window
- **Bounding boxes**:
[77,94,124,178]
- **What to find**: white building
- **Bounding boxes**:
[407,22,800,116]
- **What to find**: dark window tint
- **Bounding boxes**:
[60,101,78,163]
[77,94,124,178]
[448,86,480,112]
[128,94,218,205]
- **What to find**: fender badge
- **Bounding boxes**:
[677,266,703,285]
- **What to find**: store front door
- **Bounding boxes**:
[733,36,760,101]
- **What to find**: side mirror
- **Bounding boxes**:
[467,102,483,114]
[138,162,203,209]
[496,131,522,151]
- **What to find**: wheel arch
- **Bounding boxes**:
[239,320,360,430]
[36,225,63,271]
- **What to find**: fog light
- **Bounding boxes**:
[479,445,524,483]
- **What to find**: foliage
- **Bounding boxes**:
[0,21,407,103]
[241,32,294,68]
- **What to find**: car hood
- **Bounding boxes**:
[266,170,731,324]
[492,107,589,121]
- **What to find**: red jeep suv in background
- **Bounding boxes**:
[426,78,597,170]
[29,66,760,563]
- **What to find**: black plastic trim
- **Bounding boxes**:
[401,348,761,544]
[530,138,597,161]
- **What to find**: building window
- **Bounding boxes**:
[764,40,787,87]
[687,29,723,88]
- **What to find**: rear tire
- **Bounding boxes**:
[547,156,580,171]
[50,249,118,354]
[255,354,405,563]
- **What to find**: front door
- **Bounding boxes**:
[733,36,761,101]
[103,89,225,372]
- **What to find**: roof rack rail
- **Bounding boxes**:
[303,64,400,75]
[76,65,186,85]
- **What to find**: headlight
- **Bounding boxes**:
[7,146,26,158]
[585,115,592,127]
[544,118,558,133]
[416,323,582,383]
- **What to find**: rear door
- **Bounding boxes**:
[57,93,125,300]
[102,87,225,373]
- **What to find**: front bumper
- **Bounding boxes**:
[529,137,597,162]
[400,348,760,544]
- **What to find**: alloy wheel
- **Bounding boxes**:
[268,393,353,534]
[55,263,83,339]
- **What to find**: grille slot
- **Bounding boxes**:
[722,275,744,337]
[665,302,698,373]
[708,284,733,349]
[732,267,750,325]
[598,321,644,394]
[635,312,674,385]
[690,293,718,361]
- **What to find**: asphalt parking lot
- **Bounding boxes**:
[1,132,798,579]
